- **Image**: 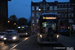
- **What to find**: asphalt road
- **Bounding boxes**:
[0,35,66,50]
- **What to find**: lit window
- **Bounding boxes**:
[32,6,34,10]
[33,24,34,26]
[32,12,34,17]
[32,20,34,23]
[36,6,39,10]
[49,6,53,10]
[54,6,57,10]
[36,19,39,23]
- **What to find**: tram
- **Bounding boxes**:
[37,13,59,44]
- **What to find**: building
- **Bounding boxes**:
[31,0,74,32]
[0,0,11,31]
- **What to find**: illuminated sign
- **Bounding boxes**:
[43,17,56,19]
[22,26,25,28]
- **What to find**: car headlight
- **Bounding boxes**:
[1,36,4,38]
[57,35,59,38]
[26,33,28,35]
[12,36,17,40]
[40,35,42,38]
[4,38,7,40]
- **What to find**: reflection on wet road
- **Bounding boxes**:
[0,37,29,50]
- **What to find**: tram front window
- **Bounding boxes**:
[41,20,56,34]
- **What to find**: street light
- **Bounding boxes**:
[8,21,10,23]
[14,23,16,25]
[39,9,41,11]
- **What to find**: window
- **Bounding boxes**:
[72,7,73,11]
[72,13,74,17]
[59,10,60,12]
[54,6,57,10]
[32,12,34,17]
[68,14,70,18]
[32,6,34,10]
[65,14,67,18]
[54,11,57,14]
[58,15,60,18]
[36,19,39,23]
[62,14,63,18]
[43,6,46,10]
[32,20,34,23]
[49,6,53,10]
[50,11,52,13]
[36,12,39,17]
[36,6,39,10]
[58,4,61,8]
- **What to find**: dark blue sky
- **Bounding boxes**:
[8,0,69,19]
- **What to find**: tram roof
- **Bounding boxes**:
[40,13,58,16]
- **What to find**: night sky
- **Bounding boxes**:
[8,0,69,19]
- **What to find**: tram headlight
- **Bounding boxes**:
[40,35,42,38]
[57,35,59,38]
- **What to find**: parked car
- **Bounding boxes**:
[0,32,7,40]
[4,32,19,44]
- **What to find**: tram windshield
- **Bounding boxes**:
[41,20,56,34]
[40,14,58,34]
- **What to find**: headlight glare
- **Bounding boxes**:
[4,38,7,40]
[57,35,59,38]
[40,35,42,38]
[1,36,3,38]
[12,36,17,40]
[26,33,28,35]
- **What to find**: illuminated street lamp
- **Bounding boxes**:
[14,23,16,25]
[33,24,34,26]
[8,21,10,23]
[39,9,41,11]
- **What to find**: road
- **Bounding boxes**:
[0,35,65,50]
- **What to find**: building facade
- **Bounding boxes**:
[0,0,11,31]
[31,0,74,32]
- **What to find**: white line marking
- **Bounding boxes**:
[10,37,29,50]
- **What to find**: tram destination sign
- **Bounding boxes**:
[43,17,56,19]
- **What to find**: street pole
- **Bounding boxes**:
[67,3,68,29]
[70,23,71,37]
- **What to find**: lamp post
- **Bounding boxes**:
[67,3,69,34]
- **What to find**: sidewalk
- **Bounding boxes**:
[59,34,75,48]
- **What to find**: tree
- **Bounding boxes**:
[17,18,27,26]
[9,15,17,22]
[8,15,17,29]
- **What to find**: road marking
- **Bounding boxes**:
[10,37,29,50]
